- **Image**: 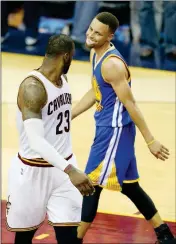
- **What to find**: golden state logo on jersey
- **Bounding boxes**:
[92,76,103,111]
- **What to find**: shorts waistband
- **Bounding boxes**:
[18,153,73,167]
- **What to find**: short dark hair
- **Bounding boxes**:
[45,34,74,58]
[96,12,119,33]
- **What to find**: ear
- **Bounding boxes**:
[108,33,114,42]
[63,53,69,62]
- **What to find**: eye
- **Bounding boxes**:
[95,32,101,36]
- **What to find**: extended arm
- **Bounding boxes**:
[102,58,169,161]
[72,88,95,120]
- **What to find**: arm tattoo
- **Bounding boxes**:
[19,77,47,121]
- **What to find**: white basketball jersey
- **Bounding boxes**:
[16,70,73,159]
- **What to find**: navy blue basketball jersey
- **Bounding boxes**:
[91,43,132,127]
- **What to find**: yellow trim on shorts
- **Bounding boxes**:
[123,178,140,183]
[88,161,103,183]
[93,184,122,192]
[101,54,131,82]
[6,220,44,232]
[92,178,140,191]
[48,220,80,227]
[105,163,122,191]
[89,162,122,192]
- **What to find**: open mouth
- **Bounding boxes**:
[86,38,95,45]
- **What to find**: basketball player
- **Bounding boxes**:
[6,34,94,244]
[71,12,176,244]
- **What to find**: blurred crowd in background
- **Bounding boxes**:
[1,1,176,70]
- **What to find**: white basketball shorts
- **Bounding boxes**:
[6,153,82,231]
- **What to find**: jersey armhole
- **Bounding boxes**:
[101,54,131,83]
[17,75,48,111]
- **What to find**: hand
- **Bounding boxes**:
[148,140,170,161]
[65,165,95,196]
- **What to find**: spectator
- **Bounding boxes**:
[1,1,41,46]
[1,1,23,43]
[23,1,41,46]
[139,1,176,59]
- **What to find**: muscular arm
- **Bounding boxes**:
[72,49,95,120]
[102,58,154,144]
[18,78,71,172]
[19,77,46,120]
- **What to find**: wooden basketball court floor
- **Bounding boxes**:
[1,52,176,243]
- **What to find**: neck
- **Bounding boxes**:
[94,42,111,61]
[38,57,63,86]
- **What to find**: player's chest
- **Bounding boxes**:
[44,90,72,117]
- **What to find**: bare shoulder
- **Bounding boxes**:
[19,76,47,113]
[102,56,126,72]
[102,57,128,83]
